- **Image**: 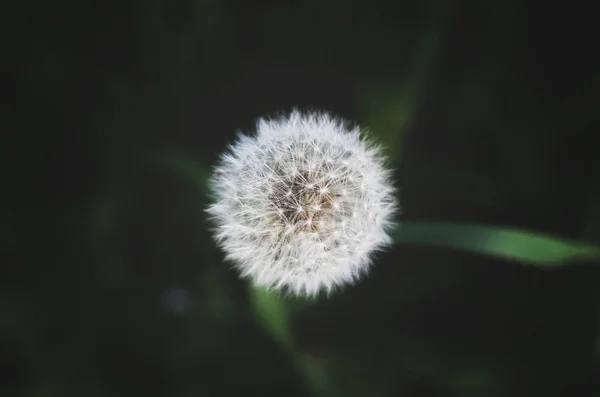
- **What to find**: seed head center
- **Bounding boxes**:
[270,171,338,234]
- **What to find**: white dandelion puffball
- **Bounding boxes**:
[206,110,398,297]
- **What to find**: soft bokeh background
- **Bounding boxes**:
[3,1,600,396]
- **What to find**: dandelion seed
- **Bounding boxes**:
[205,109,398,297]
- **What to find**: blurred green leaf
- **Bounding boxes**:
[361,20,443,163]
[394,222,600,266]
[250,288,338,397]
[249,287,295,352]
[153,149,211,198]
[296,353,341,397]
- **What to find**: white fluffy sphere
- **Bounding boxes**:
[206,110,398,297]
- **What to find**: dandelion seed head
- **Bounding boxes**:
[206,109,398,297]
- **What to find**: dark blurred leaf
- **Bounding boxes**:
[361,25,442,163]
[250,287,295,353]
[250,287,341,397]
[394,221,600,266]
[152,149,211,199]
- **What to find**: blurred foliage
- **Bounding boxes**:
[3,0,600,397]
[160,150,600,397]
[360,12,446,163]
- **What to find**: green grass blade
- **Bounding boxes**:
[393,222,600,266]
[249,287,295,352]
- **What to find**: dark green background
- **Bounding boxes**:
[2,0,599,396]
